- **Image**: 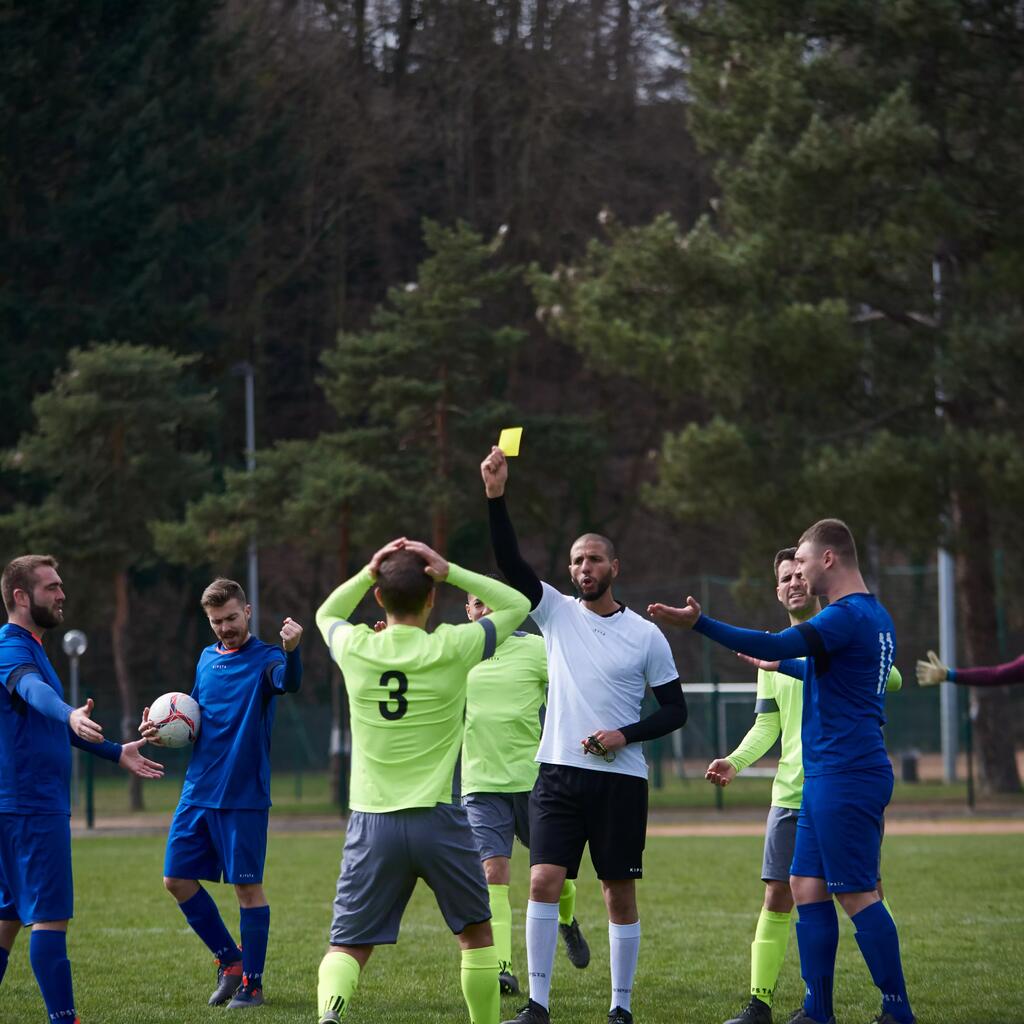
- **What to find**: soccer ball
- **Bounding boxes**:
[148,692,201,748]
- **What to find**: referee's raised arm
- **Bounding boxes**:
[481,446,543,610]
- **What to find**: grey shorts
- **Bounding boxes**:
[463,791,531,861]
[329,803,491,946]
[763,805,885,883]
[761,805,800,883]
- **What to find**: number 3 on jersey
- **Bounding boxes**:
[378,670,409,720]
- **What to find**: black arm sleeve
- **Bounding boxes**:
[487,495,543,610]
[618,680,688,744]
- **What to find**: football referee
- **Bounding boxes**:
[481,447,688,1024]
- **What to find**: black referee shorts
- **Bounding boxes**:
[528,763,647,881]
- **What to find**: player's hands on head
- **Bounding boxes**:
[481,446,508,498]
[69,697,104,744]
[401,539,449,581]
[368,537,407,580]
[647,596,702,630]
[705,758,737,787]
[119,738,165,779]
[137,705,160,743]
[915,649,948,687]
[736,652,780,672]
[280,616,303,652]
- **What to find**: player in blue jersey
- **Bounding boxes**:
[0,554,164,1024]
[140,577,302,1011]
[649,520,914,1024]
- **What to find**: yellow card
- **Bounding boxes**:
[497,426,523,457]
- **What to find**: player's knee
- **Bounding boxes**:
[234,882,266,908]
[528,865,565,903]
[764,880,794,913]
[458,920,494,950]
[482,857,510,886]
[601,881,637,923]
[163,876,194,900]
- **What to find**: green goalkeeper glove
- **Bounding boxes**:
[915,650,949,687]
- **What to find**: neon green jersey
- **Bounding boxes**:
[461,632,548,795]
[316,564,530,813]
[726,663,903,809]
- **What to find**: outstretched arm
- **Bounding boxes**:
[12,670,108,743]
[918,649,1024,688]
[482,447,543,609]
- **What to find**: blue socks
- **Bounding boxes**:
[179,887,242,964]
[240,905,270,989]
[29,930,75,1022]
[0,944,9,986]
[795,900,838,1023]
[853,901,914,1023]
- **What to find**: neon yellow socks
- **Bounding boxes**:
[461,945,500,1024]
[317,950,361,1020]
[750,908,792,1007]
[558,878,576,926]
[488,884,513,973]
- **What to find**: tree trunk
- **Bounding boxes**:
[952,486,1022,794]
[329,505,352,807]
[111,569,143,810]
[432,364,449,554]
[393,0,416,87]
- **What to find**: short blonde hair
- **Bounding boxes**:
[798,519,858,567]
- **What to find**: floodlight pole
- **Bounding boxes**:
[233,361,260,636]
[933,257,958,782]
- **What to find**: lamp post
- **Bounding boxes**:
[62,629,88,808]
[933,257,958,783]
[231,361,260,635]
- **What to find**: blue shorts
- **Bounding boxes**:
[0,813,73,923]
[791,767,893,893]
[164,804,268,885]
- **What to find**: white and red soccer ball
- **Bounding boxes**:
[147,692,201,748]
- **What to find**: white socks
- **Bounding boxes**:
[609,920,641,1012]
[525,900,560,1009]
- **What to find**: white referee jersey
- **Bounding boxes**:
[531,581,678,779]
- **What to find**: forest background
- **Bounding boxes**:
[2,0,1022,804]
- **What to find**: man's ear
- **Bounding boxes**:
[373,586,385,609]
[611,558,620,579]
[425,588,436,610]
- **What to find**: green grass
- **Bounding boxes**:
[2,832,1021,1023]
[78,770,1022,818]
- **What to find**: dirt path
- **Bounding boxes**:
[647,819,1024,837]
[73,813,1024,839]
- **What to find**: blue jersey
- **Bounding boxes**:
[179,636,297,810]
[797,594,895,777]
[0,624,71,815]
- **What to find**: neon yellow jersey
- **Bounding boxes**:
[758,666,804,809]
[462,632,548,795]
[726,663,903,809]
[316,564,530,813]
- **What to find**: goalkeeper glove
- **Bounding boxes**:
[915,649,949,687]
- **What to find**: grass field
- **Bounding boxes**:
[77,769,1024,818]
[2,831,1021,1024]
